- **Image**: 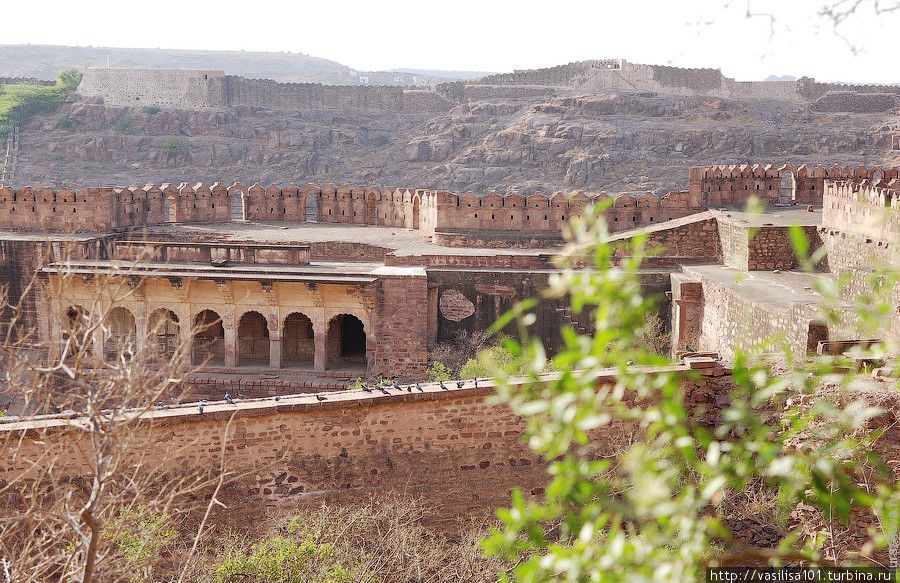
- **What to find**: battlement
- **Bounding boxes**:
[822,178,899,242]
[0,181,705,236]
[689,163,899,206]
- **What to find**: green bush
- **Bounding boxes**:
[161,136,186,157]
[56,68,83,91]
[106,505,177,581]
[427,361,453,381]
[213,531,360,583]
[142,105,162,115]
[57,114,73,129]
[114,115,133,133]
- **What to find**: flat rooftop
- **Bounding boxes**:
[683,264,839,311]
[137,222,561,258]
[711,205,822,228]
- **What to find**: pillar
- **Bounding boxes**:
[222,308,236,367]
[313,323,326,371]
[268,311,281,369]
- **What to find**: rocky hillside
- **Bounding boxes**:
[12,90,899,193]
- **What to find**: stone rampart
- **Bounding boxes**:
[822,179,899,243]
[0,360,728,518]
[689,163,899,207]
[0,182,706,235]
[77,68,451,113]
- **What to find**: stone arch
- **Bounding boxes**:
[148,308,180,359]
[779,170,796,204]
[238,310,269,366]
[193,309,225,366]
[229,187,246,222]
[326,313,366,370]
[105,306,136,361]
[283,312,314,368]
[411,195,421,230]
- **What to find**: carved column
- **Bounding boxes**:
[222,306,236,368]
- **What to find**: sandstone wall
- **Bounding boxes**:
[690,163,899,207]
[78,68,225,109]
[822,179,899,243]
[0,364,727,519]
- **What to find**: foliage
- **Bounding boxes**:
[212,526,361,583]
[459,340,546,380]
[427,360,453,381]
[142,105,162,115]
[57,113,73,129]
[0,84,65,137]
[106,505,178,581]
[481,206,899,581]
[56,68,83,91]
[161,136,186,157]
[0,69,82,137]
[636,311,671,356]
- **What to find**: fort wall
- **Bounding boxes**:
[0,362,729,519]
[78,68,226,109]
[822,179,899,243]
[77,68,451,113]
[689,163,898,207]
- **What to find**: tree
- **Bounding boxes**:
[482,207,899,581]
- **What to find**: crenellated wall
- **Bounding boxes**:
[0,182,706,235]
[822,179,899,243]
[689,163,899,207]
[4,163,893,235]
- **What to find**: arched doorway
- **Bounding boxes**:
[63,305,91,357]
[283,312,314,368]
[305,191,318,223]
[105,306,136,361]
[230,189,246,222]
[412,196,421,230]
[149,308,180,359]
[163,194,177,222]
[779,171,795,204]
[326,314,366,370]
[238,311,269,366]
[193,310,225,365]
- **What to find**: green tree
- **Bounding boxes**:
[482,207,899,581]
[57,68,84,91]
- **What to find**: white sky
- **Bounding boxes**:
[5,0,898,83]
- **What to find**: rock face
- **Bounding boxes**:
[14,90,899,192]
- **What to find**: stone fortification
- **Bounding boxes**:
[0,182,705,235]
[77,68,450,113]
[689,163,898,207]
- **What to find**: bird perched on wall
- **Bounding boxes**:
[392,379,401,391]
[198,404,204,414]
[474,378,479,388]
[456,380,464,389]
[315,394,326,401]
[225,392,235,405]
[439,381,448,391]
[379,386,390,395]
[361,381,371,392]
[415,382,423,392]
[274,396,281,402]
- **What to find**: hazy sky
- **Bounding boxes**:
[5,0,898,83]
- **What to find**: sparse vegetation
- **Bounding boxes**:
[161,136,187,157]
[0,68,82,138]
[57,113,73,129]
[426,360,453,381]
[142,105,162,115]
